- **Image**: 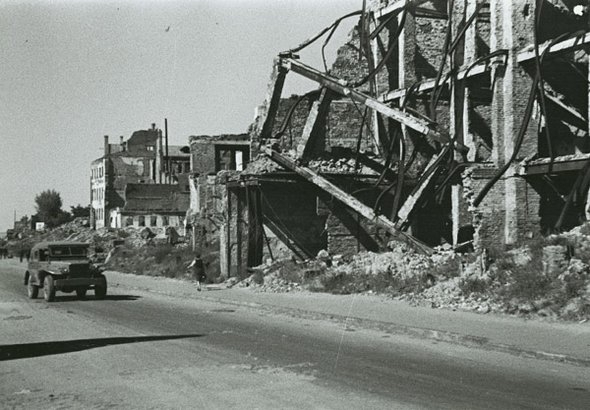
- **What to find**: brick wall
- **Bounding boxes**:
[191,140,216,175]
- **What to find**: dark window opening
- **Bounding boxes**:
[215,145,250,172]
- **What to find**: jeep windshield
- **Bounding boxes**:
[48,246,88,260]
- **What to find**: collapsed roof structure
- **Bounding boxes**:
[193,0,590,277]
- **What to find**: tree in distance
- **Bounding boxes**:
[70,204,91,218]
[34,189,71,228]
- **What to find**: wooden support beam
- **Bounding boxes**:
[544,93,588,130]
[264,147,433,255]
[395,147,448,228]
[281,58,466,152]
[296,88,333,159]
[261,215,310,260]
[520,153,590,175]
[379,57,504,102]
[253,58,288,142]
[517,32,590,63]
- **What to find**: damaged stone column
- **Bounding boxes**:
[450,0,470,246]
[485,0,540,246]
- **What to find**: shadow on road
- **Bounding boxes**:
[0,334,204,361]
[51,294,142,302]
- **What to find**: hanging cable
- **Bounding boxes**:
[430,1,482,121]
[369,8,399,41]
[273,91,316,142]
[359,0,368,63]
[448,3,484,54]
[372,82,422,216]
[472,32,573,207]
[287,11,362,54]
[533,0,553,172]
[321,22,341,73]
[350,8,408,88]
[429,0,454,121]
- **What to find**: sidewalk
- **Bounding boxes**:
[107,270,589,367]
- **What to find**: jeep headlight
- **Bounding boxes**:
[59,267,69,275]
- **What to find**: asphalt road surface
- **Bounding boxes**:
[1,259,589,409]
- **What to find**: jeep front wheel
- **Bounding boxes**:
[95,277,107,300]
[27,281,39,299]
[43,276,56,302]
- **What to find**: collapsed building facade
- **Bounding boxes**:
[90,123,190,229]
[188,0,590,278]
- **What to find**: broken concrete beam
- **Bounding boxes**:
[280,58,466,153]
[520,153,590,175]
[296,88,333,159]
[251,58,288,144]
[379,55,507,102]
[264,147,433,255]
[395,146,449,228]
[517,31,590,63]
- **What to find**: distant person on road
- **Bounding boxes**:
[19,250,23,263]
[187,253,205,291]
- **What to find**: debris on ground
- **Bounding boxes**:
[232,225,590,322]
[16,217,590,322]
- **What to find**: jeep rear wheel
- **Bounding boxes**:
[76,288,87,299]
[27,281,38,299]
[43,276,56,302]
[95,277,107,300]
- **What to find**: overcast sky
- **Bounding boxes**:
[0,0,360,232]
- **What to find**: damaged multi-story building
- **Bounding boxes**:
[188,0,590,278]
[90,122,190,229]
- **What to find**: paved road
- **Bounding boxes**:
[1,260,589,409]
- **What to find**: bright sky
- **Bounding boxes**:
[0,0,360,232]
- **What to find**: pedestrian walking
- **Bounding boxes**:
[187,253,205,291]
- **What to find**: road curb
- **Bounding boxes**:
[112,275,590,368]
[196,293,590,368]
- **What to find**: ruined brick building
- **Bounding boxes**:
[90,123,190,229]
[187,0,589,278]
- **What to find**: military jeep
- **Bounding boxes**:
[24,241,107,302]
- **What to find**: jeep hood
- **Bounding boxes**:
[46,260,90,272]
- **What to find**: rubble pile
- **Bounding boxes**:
[238,243,436,295]
[406,261,503,315]
[306,157,376,175]
[338,244,432,279]
[235,227,590,321]
[242,154,284,175]
[237,258,327,293]
[35,218,172,252]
